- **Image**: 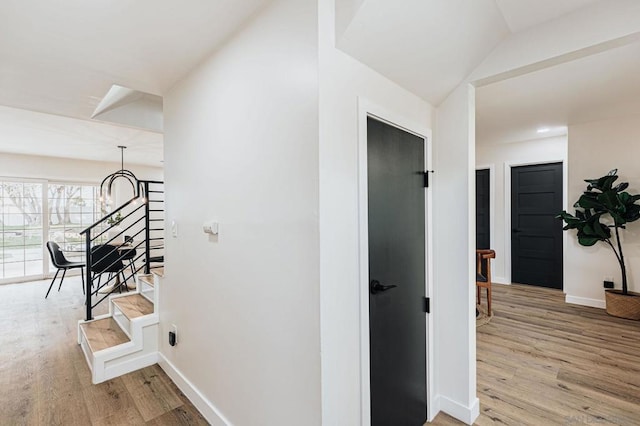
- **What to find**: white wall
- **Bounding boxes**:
[0,151,162,219]
[162,0,321,424]
[432,83,478,424]
[318,1,435,424]
[0,152,162,184]
[475,136,567,284]
[565,115,640,307]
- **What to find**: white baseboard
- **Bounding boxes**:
[427,395,441,422]
[492,278,509,285]
[158,353,231,426]
[565,295,605,309]
[436,395,479,425]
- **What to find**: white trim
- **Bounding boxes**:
[504,159,566,285]
[357,97,434,424]
[565,295,605,309]
[103,351,158,381]
[437,395,480,425]
[158,353,231,426]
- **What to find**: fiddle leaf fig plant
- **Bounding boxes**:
[557,169,640,295]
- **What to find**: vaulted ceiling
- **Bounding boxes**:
[337,0,640,145]
[337,0,600,105]
[1,0,639,163]
[0,0,270,165]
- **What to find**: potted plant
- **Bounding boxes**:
[557,169,640,319]
[105,211,125,244]
[107,211,122,226]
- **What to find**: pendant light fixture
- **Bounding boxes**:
[99,146,144,205]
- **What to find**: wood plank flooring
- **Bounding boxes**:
[0,277,208,426]
[80,317,130,352]
[431,284,640,425]
[113,294,154,319]
[4,277,639,425]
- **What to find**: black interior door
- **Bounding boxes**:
[511,163,563,289]
[367,117,427,426]
[476,169,490,249]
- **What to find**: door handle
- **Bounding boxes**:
[512,228,521,233]
[370,280,398,295]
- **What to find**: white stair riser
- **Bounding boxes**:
[78,275,160,384]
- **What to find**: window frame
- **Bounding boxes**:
[0,177,102,285]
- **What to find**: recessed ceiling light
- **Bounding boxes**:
[537,127,550,134]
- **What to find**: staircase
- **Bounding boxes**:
[77,180,165,384]
[78,269,163,384]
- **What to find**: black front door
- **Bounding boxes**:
[511,163,563,288]
[476,169,490,249]
[367,117,427,426]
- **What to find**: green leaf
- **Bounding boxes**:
[614,182,629,192]
[610,211,626,226]
[597,191,619,210]
[592,220,610,239]
[578,235,600,246]
[582,223,599,237]
[578,195,604,210]
[623,205,640,223]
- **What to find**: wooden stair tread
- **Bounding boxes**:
[139,274,155,287]
[152,267,164,278]
[80,317,130,353]
[113,294,154,319]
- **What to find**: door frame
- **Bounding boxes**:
[475,165,495,252]
[504,160,567,286]
[357,97,434,424]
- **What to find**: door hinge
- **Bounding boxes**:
[423,170,434,188]
[423,297,430,313]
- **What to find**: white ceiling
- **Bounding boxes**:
[338,0,510,105]
[2,0,637,164]
[476,40,640,144]
[0,0,270,165]
[0,106,163,165]
[495,0,600,33]
[337,0,608,106]
[337,0,640,148]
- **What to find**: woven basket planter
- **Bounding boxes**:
[605,290,640,320]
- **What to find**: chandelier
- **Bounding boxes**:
[99,146,144,205]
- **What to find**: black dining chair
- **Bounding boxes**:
[121,236,137,279]
[91,244,127,294]
[45,241,85,298]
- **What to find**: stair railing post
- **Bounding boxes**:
[144,181,151,274]
[85,228,92,321]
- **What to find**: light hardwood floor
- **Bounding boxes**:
[4,278,639,425]
[432,284,640,425]
[0,277,208,426]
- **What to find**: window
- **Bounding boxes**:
[0,181,44,279]
[47,183,101,264]
[0,179,101,282]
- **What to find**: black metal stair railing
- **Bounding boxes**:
[80,180,164,321]
[143,180,165,274]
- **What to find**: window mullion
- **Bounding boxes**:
[42,181,49,277]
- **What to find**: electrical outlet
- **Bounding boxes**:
[169,324,178,346]
[603,280,614,289]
